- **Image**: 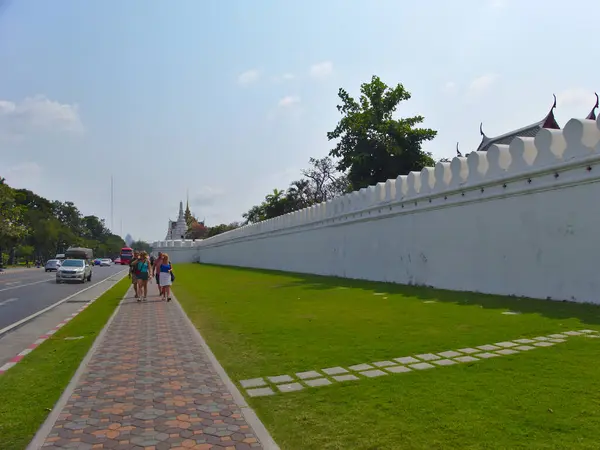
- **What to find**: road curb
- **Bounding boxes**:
[172,294,281,450]
[0,269,128,338]
[26,285,134,450]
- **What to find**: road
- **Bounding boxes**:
[0,264,127,331]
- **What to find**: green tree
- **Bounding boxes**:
[131,240,151,253]
[0,180,29,263]
[327,75,437,190]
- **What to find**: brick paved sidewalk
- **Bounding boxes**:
[35,290,273,450]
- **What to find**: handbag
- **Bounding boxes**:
[170,269,175,282]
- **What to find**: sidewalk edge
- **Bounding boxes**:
[172,295,281,450]
[26,285,133,450]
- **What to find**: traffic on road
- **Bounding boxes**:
[0,264,126,332]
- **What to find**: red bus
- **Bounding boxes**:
[120,247,133,265]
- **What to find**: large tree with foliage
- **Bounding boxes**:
[327,75,437,190]
[1,180,126,265]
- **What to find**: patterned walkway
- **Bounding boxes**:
[38,290,267,450]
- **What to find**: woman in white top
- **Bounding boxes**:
[158,253,173,302]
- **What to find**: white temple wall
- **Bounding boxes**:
[153,116,600,304]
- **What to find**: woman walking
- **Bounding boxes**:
[158,253,173,302]
[136,251,151,302]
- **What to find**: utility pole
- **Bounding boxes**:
[110,175,114,232]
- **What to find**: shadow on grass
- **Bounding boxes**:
[195,263,600,326]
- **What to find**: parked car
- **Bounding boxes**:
[100,258,112,266]
[56,259,92,283]
[93,258,102,266]
[114,257,121,264]
[45,259,62,272]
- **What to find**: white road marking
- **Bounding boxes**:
[0,269,128,337]
[0,278,50,292]
[0,298,18,306]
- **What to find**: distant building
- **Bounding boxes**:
[165,201,188,240]
[456,94,599,157]
[124,233,133,247]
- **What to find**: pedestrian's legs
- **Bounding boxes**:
[142,280,148,298]
[165,285,171,302]
[133,277,138,298]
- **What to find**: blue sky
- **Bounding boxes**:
[1,0,599,241]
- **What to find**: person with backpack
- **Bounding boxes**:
[129,251,140,299]
[135,251,151,302]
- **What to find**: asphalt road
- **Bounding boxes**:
[0,264,128,331]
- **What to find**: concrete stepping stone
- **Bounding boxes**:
[432,359,456,366]
[580,330,598,333]
[409,362,435,370]
[548,339,566,343]
[385,365,412,373]
[268,375,294,384]
[322,366,348,375]
[240,378,267,388]
[277,382,304,393]
[333,374,359,382]
[360,369,387,377]
[533,341,554,347]
[548,334,568,339]
[246,387,275,397]
[563,331,583,336]
[514,339,535,344]
[423,300,437,303]
[496,349,519,355]
[296,370,322,380]
[372,360,396,367]
[394,356,420,364]
[457,348,479,354]
[586,335,600,338]
[415,353,441,361]
[477,344,501,351]
[515,345,535,351]
[494,342,517,348]
[475,352,500,359]
[501,311,521,315]
[305,378,332,387]
[454,355,478,363]
[438,350,462,358]
[349,363,373,371]
[533,336,550,341]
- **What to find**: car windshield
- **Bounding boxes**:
[46,260,58,264]
[61,260,84,267]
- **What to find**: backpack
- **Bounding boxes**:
[137,260,149,273]
[150,256,155,265]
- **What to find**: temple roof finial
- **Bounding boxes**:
[552,93,557,110]
[456,142,462,157]
[479,122,485,137]
[586,92,599,120]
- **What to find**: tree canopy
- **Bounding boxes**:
[242,156,349,224]
[327,75,437,190]
[0,179,125,265]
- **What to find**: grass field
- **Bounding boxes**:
[174,264,600,450]
[0,277,131,450]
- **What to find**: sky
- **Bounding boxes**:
[1,0,599,242]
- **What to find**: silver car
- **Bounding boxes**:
[56,259,92,283]
[45,259,62,272]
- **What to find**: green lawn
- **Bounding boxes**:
[0,277,131,450]
[174,264,600,450]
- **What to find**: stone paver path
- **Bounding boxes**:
[40,292,265,450]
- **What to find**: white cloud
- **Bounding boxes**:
[467,74,498,96]
[3,162,43,189]
[278,95,300,108]
[557,88,597,109]
[443,81,457,94]
[237,69,261,86]
[489,0,507,8]
[272,73,296,83]
[309,61,333,79]
[0,95,83,138]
